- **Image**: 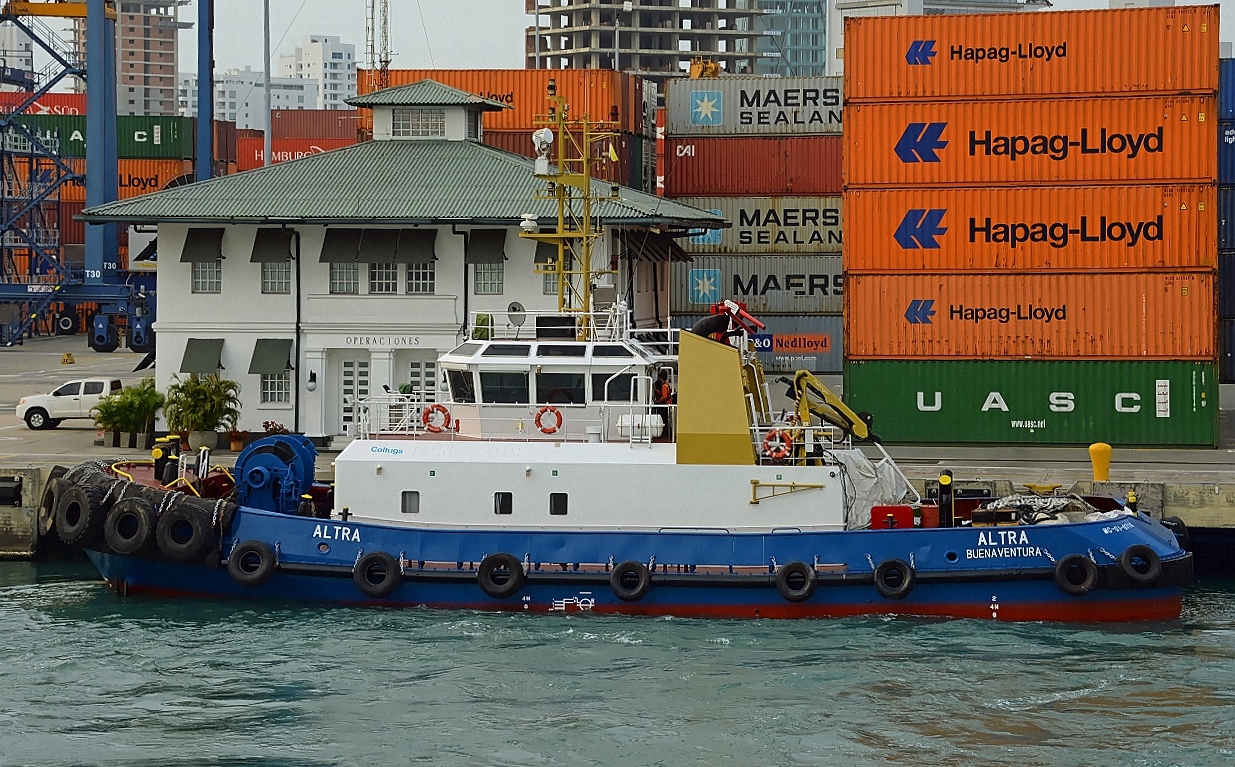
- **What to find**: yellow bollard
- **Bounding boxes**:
[1089,442,1112,482]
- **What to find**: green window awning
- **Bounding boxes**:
[248,338,293,375]
[533,241,556,264]
[395,229,437,263]
[626,232,691,263]
[180,228,224,262]
[319,228,363,262]
[251,228,293,262]
[180,338,224,373]
[357,229,400,263]
[465,229,507,264]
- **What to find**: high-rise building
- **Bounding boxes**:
[526,0,764,81]
[73,0,191,116]
[278,35,357,110]
[754,1,825,76]
[178,68,321,130]
[0,24,36,91]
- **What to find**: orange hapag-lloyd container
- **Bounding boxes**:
[844,184,1216,272]
[845,272,1215,359]
[358,69,644,134]
[663,136,842,197]
[844,96,1215,188]
[844,6,1218,103]
[53,158,193,203]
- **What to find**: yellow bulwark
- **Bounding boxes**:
[675,331,755,466]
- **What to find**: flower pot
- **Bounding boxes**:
[229,439,245,452]
[187,430,218,450]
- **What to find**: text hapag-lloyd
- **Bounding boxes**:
[950,304,1067,324]
[971,215,1162,249]
[970,127,1163,161]
[950,42,1066,64]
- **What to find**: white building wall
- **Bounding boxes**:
[278,34,357,110]
[177,69,319,129]
[0,24,35,90]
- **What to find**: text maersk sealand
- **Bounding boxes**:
[970,127,1163,161]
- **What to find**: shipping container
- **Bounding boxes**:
[481,130,649,188]
[845,272,1215,359]
[842,359,1218,447]
[1222,319,1235,382]
[670,254,843,314]
[845,6,1218,103]
[1221,187,1235,249]
[677,196,842,254]
[665,76,843,137]
[358,69,649,135]
[59,200,85,244]
[56,159,194,203]
[6,114,196,158]
[1221,251,1235,318]
[0,91,86,115]
[845,96,1216,188]
[845,184,1216,272]
[663,136,842,197]
[236,137,359,171]
[1220,121,1235,184]
[213,120,237,164]
[269,109,362,140]
[674,313,843,374]
[1220,58,1235,119]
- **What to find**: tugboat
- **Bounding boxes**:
[44,89,1192,622]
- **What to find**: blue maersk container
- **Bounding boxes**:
[1222,253,1235,319]
[1221,122,1235,185]
[1221,319,1235,384]
[1219,189,1235,250]
[1221,59,1235,120]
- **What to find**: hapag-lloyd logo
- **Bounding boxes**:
[971,215,1163,249]
[950,304,1068,324]
[970,127,1164,161]
[950,42,1067,64]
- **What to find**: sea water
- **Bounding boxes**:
[2,561,1234,767]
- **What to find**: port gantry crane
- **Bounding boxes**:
[0,0,156,353]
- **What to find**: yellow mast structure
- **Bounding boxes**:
[519,78,620,340]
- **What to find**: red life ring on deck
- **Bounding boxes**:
[422,404,452,433]
[762,429,792,461]
[535,405,564,435]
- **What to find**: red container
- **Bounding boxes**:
[664,136,842,197]
[0,91,86,115]
[845,96,1216,188]
[845,271,1216,360]
[212,120,237,164]
[59,200,85,244]
[845,6,1219,103]
[270,109,362,140]
[871,505,915,530]
[236,137,358,171]
[236,128,264,140]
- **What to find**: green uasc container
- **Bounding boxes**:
[9,114,86,156]
[843,359,1219,447]
[116,116,195,159]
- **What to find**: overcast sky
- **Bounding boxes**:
[182,0,1231,75]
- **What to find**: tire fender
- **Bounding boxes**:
[477,552,524,599]
[874,558,915,601]
[775,560,817,603]
[55,484,106,546]
[103,497,159,556]
[354,551,402,599]
[1054,553,1098,596]
[610,560,652,602]
[1118,544,1162,585]
[228,540,276,588]
[155,503,214,562]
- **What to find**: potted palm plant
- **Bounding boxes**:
[90,378,165,449]
[164,374,241,450]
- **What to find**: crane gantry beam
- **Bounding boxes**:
[3,1,116,20]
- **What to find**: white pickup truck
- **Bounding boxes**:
[17,378,123,430]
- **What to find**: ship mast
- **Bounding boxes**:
[520,79,620,340]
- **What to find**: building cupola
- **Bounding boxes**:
[346,79,511,143]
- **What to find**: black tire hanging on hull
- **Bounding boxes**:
[477,553,525,599]
[775,561,817,603]
[155,503,214,562]
[610,560,652,602]
[874,558,915,601]
[1118,544,1162,585]
[228,540,276,588]
[354,551,402,599]
[1054,554,1098,596]
[103,497,159,556]
[54,484,106,546]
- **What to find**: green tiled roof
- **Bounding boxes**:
[347,79,510,110]
[81,139,722,228]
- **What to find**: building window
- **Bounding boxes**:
[473,262,503,295]
[391,108,445,138]
[332,51,343,59]
[260,372,290,404]
[368,262,398,294]
[261,261,291,294]
[329,262,359,294]
[466,110,479,140]
[543,270,559,296]
[407,261,435,295]
[191,260,221,293]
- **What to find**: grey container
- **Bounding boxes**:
[673,313,843,374]
[676,196,842,255]
[665,76,843,137]
[671,254,842,315]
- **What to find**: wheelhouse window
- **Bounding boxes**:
[479,371,529,404]
[482,344,530,357]
[538,345,586,357]
[537,372,585,404]
[494,492,513,515]
[549,493,568,516]
[446,369,476,403]
[401,491,420,514]
[592,372,636,402]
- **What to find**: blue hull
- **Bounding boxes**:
[85,506,1191,622]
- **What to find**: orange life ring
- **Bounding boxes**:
[762,429,792,461]
[535,405,563,435]
[422,403,452,433]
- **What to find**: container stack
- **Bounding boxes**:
[842,7,1219,446]
[663,75,845,375]
[1220,59,1235,383]
[236,109,360,171]
[358,69,658,192]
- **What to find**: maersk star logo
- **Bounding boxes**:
[689,210,724,246]
[688,268,723,303]
[690,90,723,126]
